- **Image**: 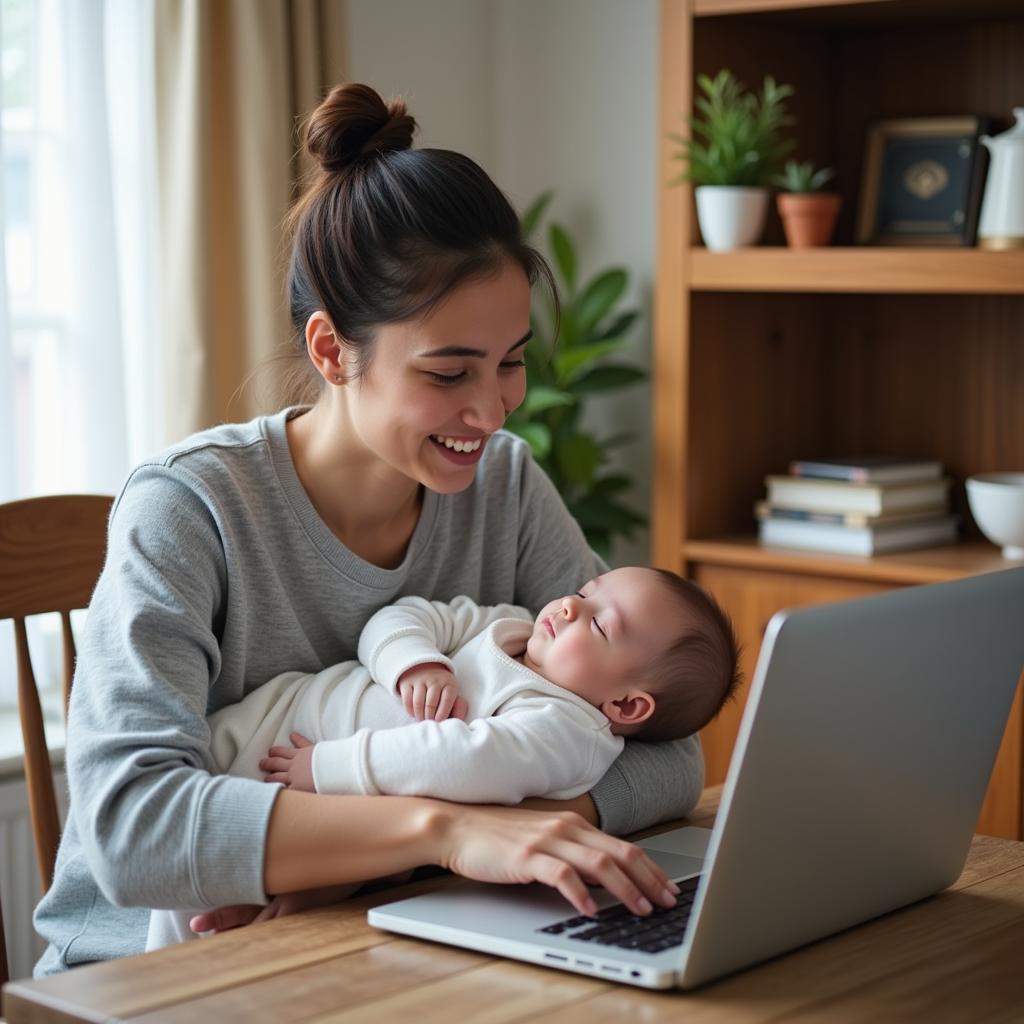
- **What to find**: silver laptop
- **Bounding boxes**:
[368,567,1024,989]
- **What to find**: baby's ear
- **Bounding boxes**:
[602,691,656,726]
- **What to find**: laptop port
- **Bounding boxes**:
[543,953,568,962]
[600,965,621,974]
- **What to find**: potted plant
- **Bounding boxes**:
[670,69,794,251]
[774,160,842,247]
[506,192,647,558]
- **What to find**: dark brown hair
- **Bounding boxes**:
[634,570,742,742]
[283,82,554,398]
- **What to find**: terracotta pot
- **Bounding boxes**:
[777,193,842,248]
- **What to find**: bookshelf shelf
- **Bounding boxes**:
[695,0,869,14]
[681,536,1015,586]
[693,0,1024,25]
[654,0,1024,839]
[689,248,1024,295]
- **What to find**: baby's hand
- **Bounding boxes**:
[397,663,467,721]
[260,732,316,792]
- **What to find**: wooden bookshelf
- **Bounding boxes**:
[694,0,887,14]
[654,0,1024,839]
[689,248,1024,294]
[694,0,1024,24]
[682,537,1015,586]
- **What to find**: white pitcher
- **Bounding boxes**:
[977,108,1024,250]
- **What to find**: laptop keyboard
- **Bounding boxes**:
[536,875,700,954]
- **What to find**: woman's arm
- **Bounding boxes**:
[520,740,707,839]
[520,792,598,825]
[68,470,278,909]
[261,789,679,917]
[591,734,706,835]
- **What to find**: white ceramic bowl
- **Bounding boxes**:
[966,473,1024,559]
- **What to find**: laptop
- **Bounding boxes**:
[368,567,1024,989]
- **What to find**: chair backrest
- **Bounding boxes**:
[0,495,112,905]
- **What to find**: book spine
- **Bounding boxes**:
[762,507,852,525]
[766,483,878,515]
[789,463,864,483]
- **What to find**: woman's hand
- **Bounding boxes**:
[434,804,680,917]
[260,792,675,921]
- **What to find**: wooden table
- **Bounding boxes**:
[6,786,1024,1023]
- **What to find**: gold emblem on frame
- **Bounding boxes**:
[903,160,948,200]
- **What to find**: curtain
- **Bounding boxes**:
[0,0,137,502]
[0,0,150,708]
[153,0,347,440]
[0,0,345,700]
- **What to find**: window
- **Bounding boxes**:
[0,0,159,709]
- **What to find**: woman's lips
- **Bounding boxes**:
[428,434,487,466]
[543,616,555,637]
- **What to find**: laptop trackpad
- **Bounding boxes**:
[641,850,705,879]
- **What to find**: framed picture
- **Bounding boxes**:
[855,116,989,245]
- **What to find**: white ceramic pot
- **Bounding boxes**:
[966,472,1024,559]
[977,109,1024,250]
[695,186,769,251]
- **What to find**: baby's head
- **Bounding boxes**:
[523,566,740,740]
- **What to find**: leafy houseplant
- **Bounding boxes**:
[504,192,647,558]
[772,159,842,248]
[669,69,795,250]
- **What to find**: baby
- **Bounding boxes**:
[146,566,739,948]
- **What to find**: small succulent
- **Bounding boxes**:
[669,69,795,188]
[773,160,835,193]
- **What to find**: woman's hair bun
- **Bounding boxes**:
[306,82,416,173]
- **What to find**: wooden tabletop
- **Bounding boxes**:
[6,786,1024,1023]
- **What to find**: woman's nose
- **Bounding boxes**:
[463,383,507,433]
[561,595,579,620]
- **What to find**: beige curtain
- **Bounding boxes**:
[153,0,347,440]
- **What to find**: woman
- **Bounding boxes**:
[34,83,703,974]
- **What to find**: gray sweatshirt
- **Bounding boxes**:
[33,409,703,974]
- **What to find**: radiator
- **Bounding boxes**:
[0,766,67,981]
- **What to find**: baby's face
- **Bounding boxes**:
[523,566,684,708]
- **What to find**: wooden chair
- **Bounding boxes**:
[0,494,112,987]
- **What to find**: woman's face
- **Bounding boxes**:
[343,260,532,494]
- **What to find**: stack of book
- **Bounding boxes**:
[757,456,958,556]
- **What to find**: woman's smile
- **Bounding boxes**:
[427,432,489,465]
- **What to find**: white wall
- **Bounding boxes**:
[343,0,496,159]
[344,0,658,565]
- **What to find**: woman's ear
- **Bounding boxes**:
[305,311,349,385]
[601,691,656,727]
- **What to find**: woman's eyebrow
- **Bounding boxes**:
[419,330,532,359]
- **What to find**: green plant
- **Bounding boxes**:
[773,159,834,193]
[670,69,795,187]
[505,192,647,558]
